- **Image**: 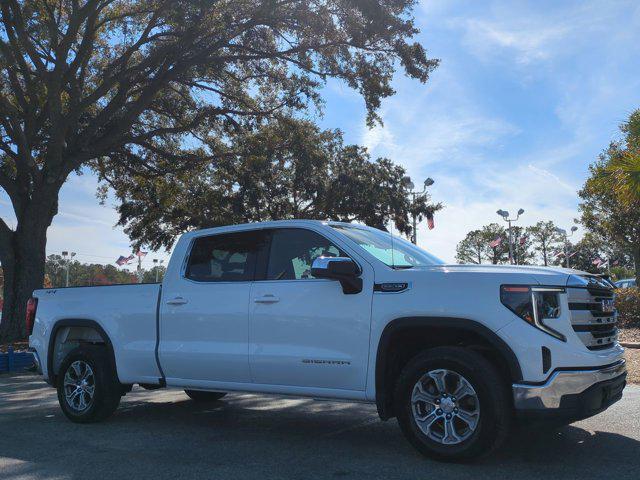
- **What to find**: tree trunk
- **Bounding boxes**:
[633,245,640,287]
[0,207,53,343]
[542,244,548,266]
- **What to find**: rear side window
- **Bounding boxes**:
[266,228,346,280]
[185,230,268,282]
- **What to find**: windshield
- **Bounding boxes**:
[331,225,444,268]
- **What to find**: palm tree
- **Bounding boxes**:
[597,110,640,205]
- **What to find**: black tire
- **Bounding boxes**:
[56,346,122,423]
[184,389,227,402]
[394,346,511,462]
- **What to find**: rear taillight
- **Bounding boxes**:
[26,297,38,336]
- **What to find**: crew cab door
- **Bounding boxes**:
[159,229,268,384]
[249,227,373,391]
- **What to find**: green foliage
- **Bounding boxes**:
[44,255,165,287]
[610,266,636,282]
[45,255,137,287]
[104,117,443,250]
[511,225,536,265]
[596,110,640,205]
[527,221,563,266]
[455,223,509,264]
[551,233,601,273]
[579,117,640,285]
[615,287,640,329]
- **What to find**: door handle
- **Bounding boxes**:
[166,296,188,306]
[254,294,279,304]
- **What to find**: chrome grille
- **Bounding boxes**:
[567,285,617,350]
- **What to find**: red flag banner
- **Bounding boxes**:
[426,211,435,230]
[116,254,135,266]
[489,237,502,249]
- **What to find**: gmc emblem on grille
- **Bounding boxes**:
[601,299,615,313]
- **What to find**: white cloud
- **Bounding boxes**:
[446,0,631,67]
[420,160,581,262]
[459,19,570,65]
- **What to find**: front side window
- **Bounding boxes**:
[331,225,444,268]
[186,230,268,282]
[266,228,346,280]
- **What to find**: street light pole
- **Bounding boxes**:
[61,251,76,287]
[496,208,525,265]
[405,177,435,245]
[555,226,578,268]
[153,259,164,283]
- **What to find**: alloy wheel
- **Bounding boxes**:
[63,360,96,413]
[410,369,480,445]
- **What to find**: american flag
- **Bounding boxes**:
[115,254,135,266]
[136,250,148,258]
[592,257,603,266]
[489,236,502,248]
[426,211,435,230]
[519,235,527,246]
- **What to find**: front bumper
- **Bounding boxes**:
[512,359,627,421]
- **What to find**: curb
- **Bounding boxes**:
[620,342,640,349]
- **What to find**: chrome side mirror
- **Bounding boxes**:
[311,257,362,294]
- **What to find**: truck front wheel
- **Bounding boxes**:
[56,346,122,423]
[184,390,227,402]
[394,346,511,462]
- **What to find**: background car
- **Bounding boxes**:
[615,278,637,289]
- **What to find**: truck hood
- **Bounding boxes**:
[411,264,597,287]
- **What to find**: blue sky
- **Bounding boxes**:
[2,0,640,268]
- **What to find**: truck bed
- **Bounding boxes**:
[32,283,163,385]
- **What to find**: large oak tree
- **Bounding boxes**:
[0,0,437,341]
[98,116,442,250]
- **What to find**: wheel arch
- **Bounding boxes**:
[375,316,522,420]
[47,319,118,385]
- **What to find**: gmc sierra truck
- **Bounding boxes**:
[27,220,626,461]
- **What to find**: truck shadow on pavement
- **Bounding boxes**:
[1,382,639,480]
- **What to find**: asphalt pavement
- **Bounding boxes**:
[1,374,639,480]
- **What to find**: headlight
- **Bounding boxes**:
[500,285,566,341]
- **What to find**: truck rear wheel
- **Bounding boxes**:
[56,346,122,423]
[184,389,227,402]
[394,346,511,462]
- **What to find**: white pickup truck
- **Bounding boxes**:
[27,220,626,461]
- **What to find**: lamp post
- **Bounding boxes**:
[61,251,76,287]
[496,208,524,265]
[153,259,165,283]
[555,226,578,268]
[404,177,435,244]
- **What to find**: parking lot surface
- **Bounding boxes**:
[1,375,639,480]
